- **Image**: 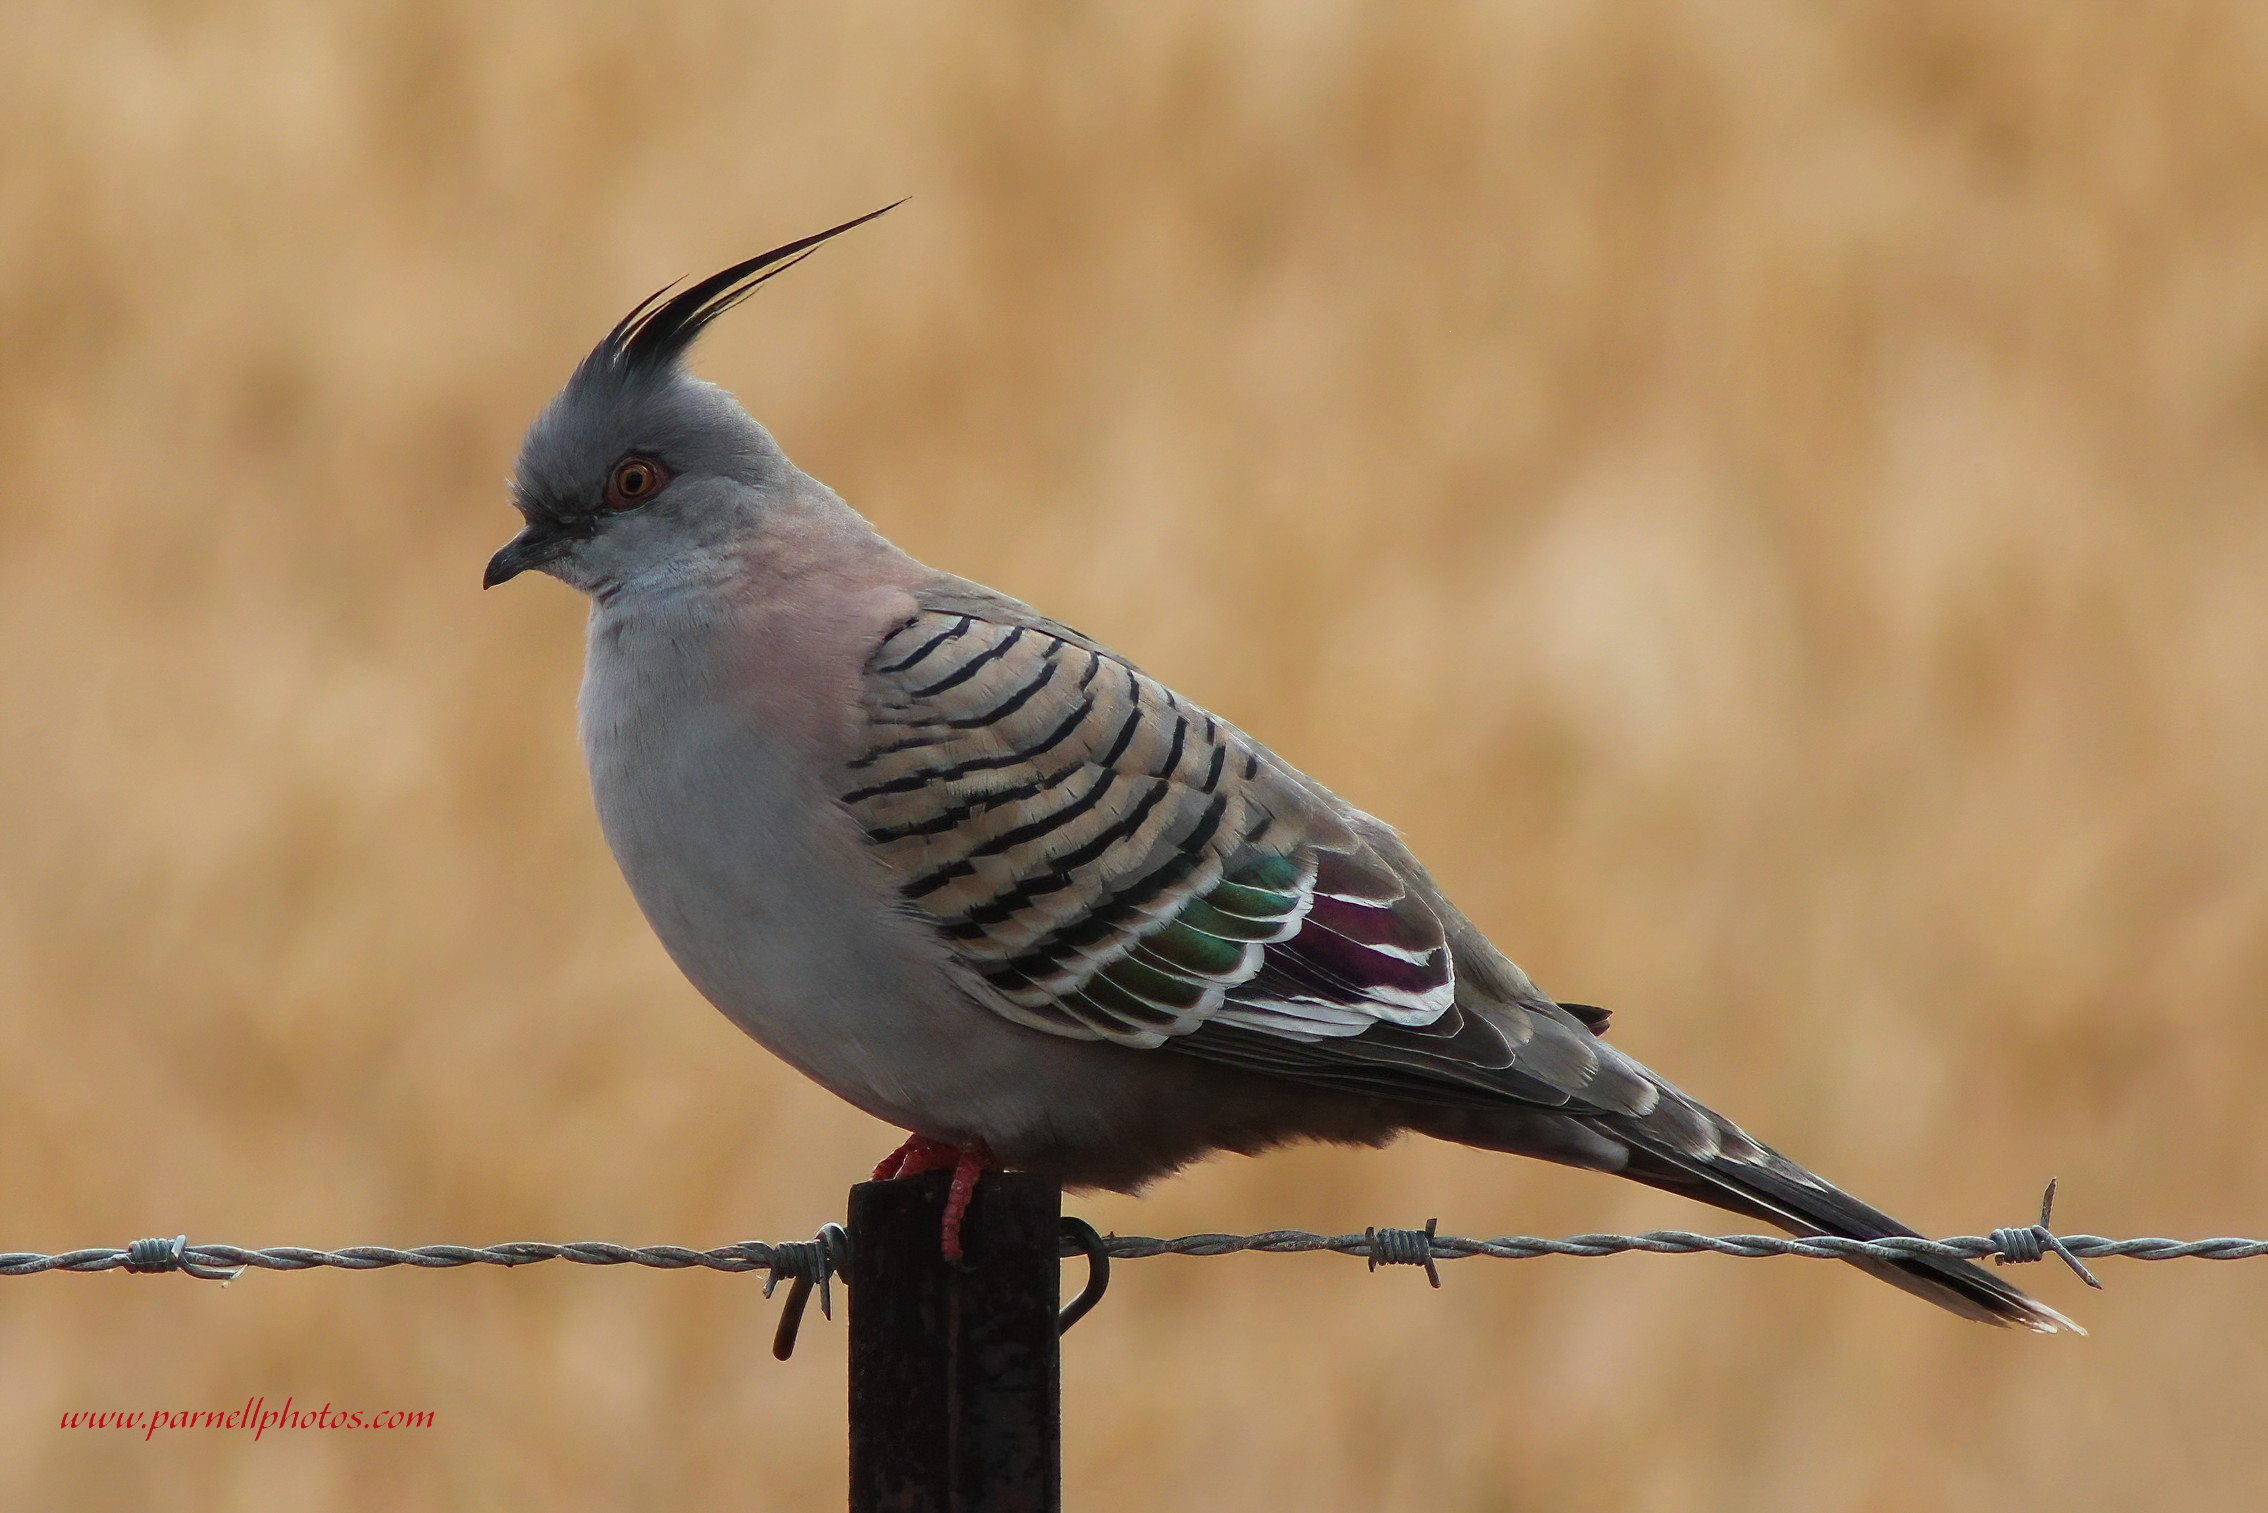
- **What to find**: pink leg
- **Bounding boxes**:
[867,1134,1000,1263]
[938,1143,991,1264]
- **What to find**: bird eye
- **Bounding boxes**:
[604,455,672,511]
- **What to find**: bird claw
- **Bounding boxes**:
[870,1135,998,1264]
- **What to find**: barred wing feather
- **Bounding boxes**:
[844,598,1458,1051]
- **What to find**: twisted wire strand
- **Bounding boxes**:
[6,1229,2264,1282]
[0,1240,806,1279]
[1085,1231,2268,1263]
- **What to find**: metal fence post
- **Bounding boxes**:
[847,1171,1062,1513]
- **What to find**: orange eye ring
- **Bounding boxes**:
[604,454,672,510]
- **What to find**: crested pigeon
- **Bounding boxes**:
[484,206,2076,1331]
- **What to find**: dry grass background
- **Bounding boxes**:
[3,2,2265,1508]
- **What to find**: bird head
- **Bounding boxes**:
[486,202,900,597]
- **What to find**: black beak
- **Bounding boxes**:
[484,521,570,588]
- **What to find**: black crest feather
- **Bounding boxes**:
[589,200,903,377]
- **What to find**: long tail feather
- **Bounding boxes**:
[1606,1123,2083,1334]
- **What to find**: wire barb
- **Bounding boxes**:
[764,1225,850,1361]
[1365,1218,1442,1287]
[1987,1178,2103,1289]
[121,1234,244,1282]
[122,1235,181,1274]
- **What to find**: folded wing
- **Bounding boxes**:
[842,585,1657,1118]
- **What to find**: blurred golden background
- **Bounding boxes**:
[4,3,2265,1508]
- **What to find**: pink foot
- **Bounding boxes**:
[868,1134,999,1263]
[872,1133,952,1182]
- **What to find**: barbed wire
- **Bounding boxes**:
[12,1181,2264,1355]
[1099,1227,2268,1268]
[16,1228,2267,1284]
[9,1185,2263,1289]
[1,1236,832,1282]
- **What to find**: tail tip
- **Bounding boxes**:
[2007,1296,2088,1336]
